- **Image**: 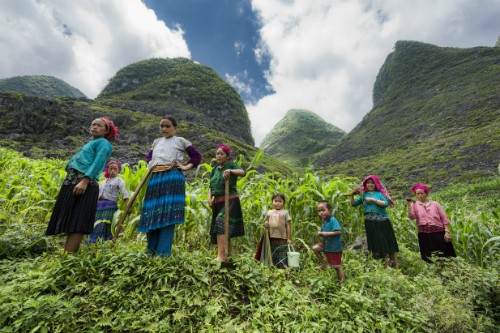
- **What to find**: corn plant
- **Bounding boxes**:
[0,147,498,268]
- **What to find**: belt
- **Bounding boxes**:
[151,164,175,173]
[213,194,239,203]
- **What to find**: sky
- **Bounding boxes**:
[1,0,499,146]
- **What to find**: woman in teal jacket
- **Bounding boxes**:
[46,117,118,253]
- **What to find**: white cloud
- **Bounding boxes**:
[225,71,253,96]
[0,0,190,98]
[234,41,245,56]
[248,0,500,145]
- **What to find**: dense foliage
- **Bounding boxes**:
[261,109,345,167]
[0,75,86,99]
[1,148,498,332]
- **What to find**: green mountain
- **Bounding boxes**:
[0,75,86,99]
[315,40,500,192]
[0,58,291,174]
[97,58,254,145]
[260,109,345,166]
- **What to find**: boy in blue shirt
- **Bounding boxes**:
[312,200,345,282]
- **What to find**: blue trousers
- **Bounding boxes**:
[147,225,175,257]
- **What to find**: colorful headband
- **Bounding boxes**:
[216,144,231,155]
[412,184,429,194]
[101,117,119,140]
[104,160,121,178]
[358,174,394,207]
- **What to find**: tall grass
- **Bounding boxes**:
[1,147,499,269]
[1,147,499,332]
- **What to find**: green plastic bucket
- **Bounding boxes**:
[287,245,300,268]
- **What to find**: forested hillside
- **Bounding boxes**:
[315,41,500,191]
[0,58,290,174]
[97,58,254,145]
[0,75,86,99]
[261,109,345,166]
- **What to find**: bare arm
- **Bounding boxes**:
[176,162,193,171]
[318,230,342,237]
[73,177,90,196]
[223,169,245,179]
[365,197,388,207]
[207,188,213,207]
[406,201,416,219]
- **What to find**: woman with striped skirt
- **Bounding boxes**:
[208,144,245,262]
[138,116,201,257]
[87,161,129,243]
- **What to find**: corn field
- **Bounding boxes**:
[1,147,498,269]
[1,147,499,332]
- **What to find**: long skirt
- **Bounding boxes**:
[46,169,99,235]
[418,231,456,263]
[138,168,185,257]
[210,196,245,244]
[87,200,117,243]
[270,238,288,267]
[364,213,399,255]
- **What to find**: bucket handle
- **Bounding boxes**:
[288,244,295,252]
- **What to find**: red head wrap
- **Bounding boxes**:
[104,160,121,178]
[101,117,119,140]
[411,184,429,194]
[216,144,231,155]
[358,174,394,207]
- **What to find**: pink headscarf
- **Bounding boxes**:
[216,143,232,155]
[101,117,119,141]
[412,184,430,194]
[358,174,394,207]
[104,160,121,179]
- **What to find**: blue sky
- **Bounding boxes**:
[144,0,271,103]
[1,0,499,145]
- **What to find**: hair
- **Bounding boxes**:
[317,200,332,210]
[104,160,121,178]
[363,177,375,185]
[412,184,430,194]
[161,115,178,128]
[272,193,286,202]
[216,144,232,156]
[100,117,119,141]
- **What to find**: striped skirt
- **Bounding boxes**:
[210,196,245,244]
[138,167,186,233]
[270,238,288,267]
[364,213,399,255]
[46,170,99,235]
[87,200,117,243]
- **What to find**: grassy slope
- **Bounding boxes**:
[0,75,86,99]
[0,149,498,331]
[316,41,500,191]
[0,243,497,332]
[261,109,345,166]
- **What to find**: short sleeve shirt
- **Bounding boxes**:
[99,177,129,202]
[266,209,291,239]
[149,136,192,167]
[321,216,342,253]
